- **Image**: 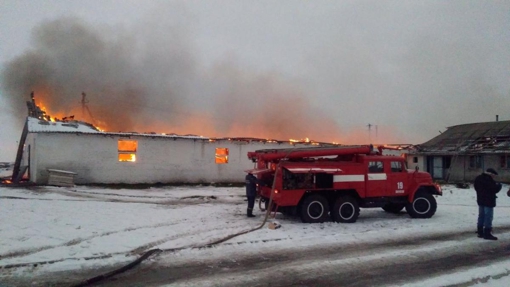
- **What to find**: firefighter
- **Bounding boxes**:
[474,168,502,240]
[245,173,266,218]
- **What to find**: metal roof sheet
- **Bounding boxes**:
[25,117,341,144]
[416,120,510,153]
[27,117,101,133]
[26,117,208,140]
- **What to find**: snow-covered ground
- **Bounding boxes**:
[1,184,510,286]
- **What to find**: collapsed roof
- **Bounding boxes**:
[414,120,510,154]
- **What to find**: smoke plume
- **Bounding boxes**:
[1,17,351,142]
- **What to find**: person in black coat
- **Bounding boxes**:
[474,168,502,240]
[245,173,267,217]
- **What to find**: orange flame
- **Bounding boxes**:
[35,98,68,122]
[32,93,108,132]
[289,137,312,144]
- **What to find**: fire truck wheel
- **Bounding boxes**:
[299,194,330,223]
[406,191,437,218]
[382,203,405,214]
[331,195,360,223]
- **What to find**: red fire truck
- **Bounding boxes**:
[246,145,442,223]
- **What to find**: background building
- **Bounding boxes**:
[407,119,510,183]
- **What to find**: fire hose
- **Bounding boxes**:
[70,154,288,287]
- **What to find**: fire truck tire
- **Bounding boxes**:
[406,191,437,218]
[382,203,405,214]
[299,194,330,223]
[331,195,360,223]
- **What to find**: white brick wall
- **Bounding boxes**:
[26,133,302,184]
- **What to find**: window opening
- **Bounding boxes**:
[391,161,403,172]
[368,161,384,173]
[469,155,483,168]
[444,157,451,169]
[501,155,510,169]
[215,148,229,164]
[118,140,137,162]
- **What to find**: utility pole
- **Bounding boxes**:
[81,92,89,119]
[81,92,97,125]
[367,123,372,142]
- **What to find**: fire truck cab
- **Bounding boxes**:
[247,145,442,223]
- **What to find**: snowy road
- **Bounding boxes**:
[1,184,510,286]
[107,228,510,287]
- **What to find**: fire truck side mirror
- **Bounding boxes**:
[415,166,419,172]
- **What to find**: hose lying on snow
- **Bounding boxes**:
[202,162,282,247]
[71,154,288,287]
[70,248,162,287]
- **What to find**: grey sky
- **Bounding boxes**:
[1,0,509,161]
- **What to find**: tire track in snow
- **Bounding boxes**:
[129,223,249,254]
[0,193,241,205]
[0,222,249,269]
[102,227,510,287]
[0,221,183,261]
[69,189,241,200]
[447,269,510,287]
[440,203,510,209]
[0,190,243,262]
[5,226,510,286]
[62,190,245,205]
[0,195,101,202]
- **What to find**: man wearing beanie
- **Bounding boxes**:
[474,168,502,240]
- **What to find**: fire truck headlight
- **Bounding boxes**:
[434,183,442,196]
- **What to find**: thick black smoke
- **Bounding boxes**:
[2,17,195,132]
[1,17,344,142]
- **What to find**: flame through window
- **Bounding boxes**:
[215,148,229,164]
[118,140,137,162]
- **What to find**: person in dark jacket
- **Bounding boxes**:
[245,173,266,218]
[474,168,502,240]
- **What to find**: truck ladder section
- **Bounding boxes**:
[248,145,373,162]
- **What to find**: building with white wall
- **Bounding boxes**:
[12,117,337,185]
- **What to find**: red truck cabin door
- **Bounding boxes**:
[386,160,408,196]
[366,160,387,197]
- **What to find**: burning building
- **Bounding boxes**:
[11,96,341,185]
